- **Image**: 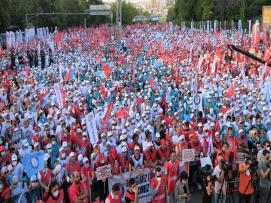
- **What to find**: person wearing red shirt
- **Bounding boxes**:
[128,133,142,152]
[144,142,158,169]
[61,126,71,143]
[178,121,194,141]
[125,178,138,203]
[165,134,174,151]
[238,158,254,203]
[150,167,166,203]
[164,151,180,203]
[117,146,131,174]
[157,139,170,166]
[78,132,92,158]
[38,154,52,201]
[81,157,94,203]
[225,127,238,163]
[213,132,223,152]
[66,152,80,176]
[105,183,122,203]
[68,171,88,203]
[175,135,189,173]
[46,180,64,203]
[0,176,11,202]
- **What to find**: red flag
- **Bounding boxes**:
[149,76,154,89]
[64,69,70,81]
[102,102,114,124]
[226,82,235,98]
[100,83,106,97]
[117,55,124,64]
[116,107,130,118]
[103,64,112,77]
[220,107,231,115]
[25,66,30,78]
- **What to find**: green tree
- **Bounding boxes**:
[0,0,11,32]
[112,1,139,25]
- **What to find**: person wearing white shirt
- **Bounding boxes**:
[212,155,227,203]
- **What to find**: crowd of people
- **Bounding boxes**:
[0,23,271,203]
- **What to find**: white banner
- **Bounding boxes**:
[182,149,195,162]
[108,169,152,203]
[95,164,112,181]
[86,111,98,144]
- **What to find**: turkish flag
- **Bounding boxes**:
[149,76,154,89]
[100,83,106,97]
[117,55,124,64]
[116,107,130,118]
[226,82,235,98]
[220,107,231,115]
[64,68,70,81]
[103,64,112,77]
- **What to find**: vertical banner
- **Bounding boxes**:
[108,169,152,203]
[86,111,99,144]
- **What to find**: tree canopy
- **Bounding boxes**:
[168,0,270,23]
[0,0,141,33]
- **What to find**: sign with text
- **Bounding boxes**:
[182,149,195,162]
[108,169,152,203]
[95,164,112,181]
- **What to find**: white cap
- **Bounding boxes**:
[239,129,244,133]
[34,142,39,148]
[121,146,128,152]
[69,152,76,159]
[22,139,29,147]
[46,143,52,149]
[77,154,83,162]
[11,154,18,161]
[155,132,161,138]
[122,129,127,134]
[83,157,89,163]
[215,132,220,136]
[197,122,203,127]
[44,153,50,161]
[179,135,185,141]
[62,141,68,147]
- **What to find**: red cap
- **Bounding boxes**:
[190,133,198,140]
[0,145,5,152]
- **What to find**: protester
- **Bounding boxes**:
[1,21,271,203]
[46,180,65,203]
[125,178,138,203]
[150,167,166,203]
[175,171,190,203]
[238,157,254,203]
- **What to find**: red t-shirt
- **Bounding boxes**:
[46,189,64,203]
[68,181,87,203]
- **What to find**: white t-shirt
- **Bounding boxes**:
[212,165,227,194]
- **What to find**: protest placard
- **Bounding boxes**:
[182,149,195,162]
[95,164,112,181]
[108,169,152,203]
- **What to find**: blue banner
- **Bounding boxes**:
[22,151,45,177]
